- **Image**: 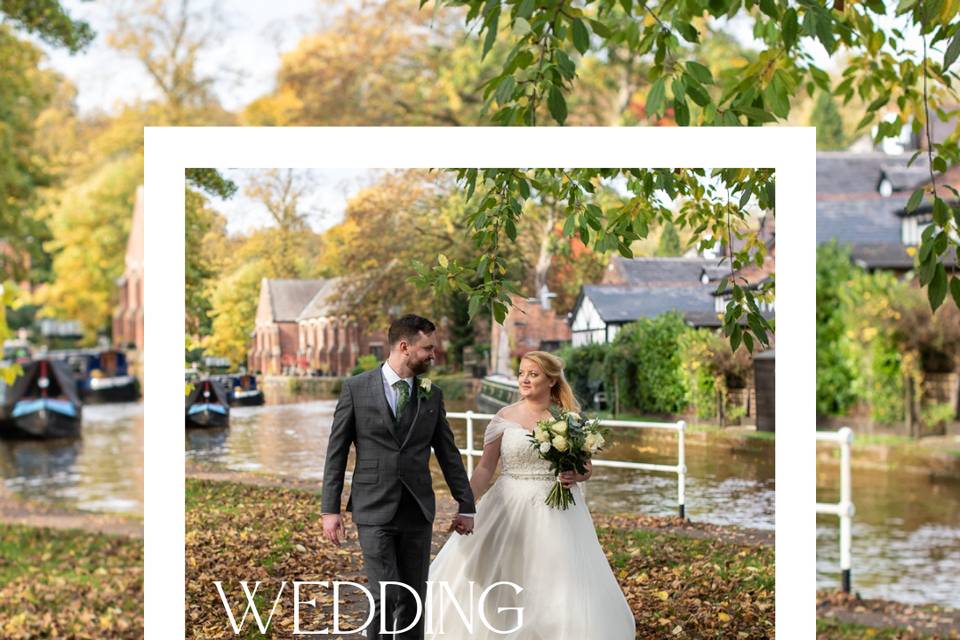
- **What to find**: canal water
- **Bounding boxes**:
[817,457,960,608]
[185,398,775,531]
[0,402,143,514]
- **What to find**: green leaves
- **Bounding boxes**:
[429,168,775,353]
[944,30,960,70]
[684,61,713,85]
[906,188,924,213]
[782,8,799,49]
[547,85,567,124]
[646,77,666,116]
[928,262,948,311]
[571,18,590,54]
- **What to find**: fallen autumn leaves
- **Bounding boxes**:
[817,591,960,639]
[0,523,144,639]
[185,477,774,639]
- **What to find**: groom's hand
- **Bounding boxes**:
[322,513,346,546]
[449,515,474,536]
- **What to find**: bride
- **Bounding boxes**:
[424,351,636,638]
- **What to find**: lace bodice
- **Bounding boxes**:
[485,415,555,480]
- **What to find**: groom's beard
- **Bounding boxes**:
[409,357,432,376]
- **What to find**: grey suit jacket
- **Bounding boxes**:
[321,364,476,526]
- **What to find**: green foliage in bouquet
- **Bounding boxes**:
[528,405,610,509]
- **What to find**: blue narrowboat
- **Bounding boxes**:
[51,349,140,403]
[0,359,83,439]
[186,378,230,428]
[221,373,265,407]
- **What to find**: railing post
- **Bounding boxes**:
[839,426,854,593]
[465,410,475,476]
[677,420,686,520]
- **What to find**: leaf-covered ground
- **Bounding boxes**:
[817,591,960,639]
[0,523,144,639]
[186,477,774,639]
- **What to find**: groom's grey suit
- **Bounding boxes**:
[321,363,476,639]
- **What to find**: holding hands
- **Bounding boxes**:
[448,514,474,536]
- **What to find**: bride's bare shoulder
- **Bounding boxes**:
[496,401,523,420]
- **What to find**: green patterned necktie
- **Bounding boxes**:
[393,379,410,418]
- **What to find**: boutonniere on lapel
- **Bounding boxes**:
[418,377,435,400]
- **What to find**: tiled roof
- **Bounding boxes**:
[266,279,329,322]
[580,284,716,323]
[816,151,929,197]
[297,277,345,321]
[609,256,720,285]
[816,196,907,246]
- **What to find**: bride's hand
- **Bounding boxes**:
[559,461,593,487]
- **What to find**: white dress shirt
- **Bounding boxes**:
[381,361,413,418]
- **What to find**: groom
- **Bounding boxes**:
[321,314,477,639]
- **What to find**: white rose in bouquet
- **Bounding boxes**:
[583,433,599,453]
[539,441,552,454]
[534,427,550,443]
[552,435,568,452]
[552,419,568,435]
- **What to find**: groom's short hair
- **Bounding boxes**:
[389,314,436,347]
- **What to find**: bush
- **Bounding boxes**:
[678,328,753,422]
[432,373,467,400]
[816,242,858,416]
[350,354,380,376]
[614,312,689,414]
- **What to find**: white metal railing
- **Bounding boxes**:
[816,427,855,593]
[447,411,688,518]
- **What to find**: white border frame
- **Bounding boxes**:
[145,126,815,638]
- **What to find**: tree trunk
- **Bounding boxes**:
[533,207,559,298]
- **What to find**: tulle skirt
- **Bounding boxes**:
[424,475,636,639]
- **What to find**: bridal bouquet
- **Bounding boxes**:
[528,407,610,510]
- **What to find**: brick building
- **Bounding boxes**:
[489,290,572,376]
[295,278,388,376]
[248,277,394,376]
[113,186,144,351]
[249,279,329,375]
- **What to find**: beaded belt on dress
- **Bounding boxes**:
[502,470,556,480]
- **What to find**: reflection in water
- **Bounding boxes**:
[185,400,774,531]
[0,402,143,514]
[817,462,960,607]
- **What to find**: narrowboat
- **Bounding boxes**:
[0,359,83,439]
[52,349,140,403]
[476,374,520,413]
[221,373,265,406]
[186,378,230,428]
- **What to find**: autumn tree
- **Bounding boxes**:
[655,221,682,256]
[243,0,497,126]
[107,0,233,124]
[810,91,847,151]
[415,168,775,352]
[186,169,235,337]
[425,0,959,309]
[1,0,97,362]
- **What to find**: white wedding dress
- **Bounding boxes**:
[424,414,636,639]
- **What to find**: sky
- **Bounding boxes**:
[211,168,377,235]
[40,0,324,114]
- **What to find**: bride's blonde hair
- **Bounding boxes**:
[520,351,581,413]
